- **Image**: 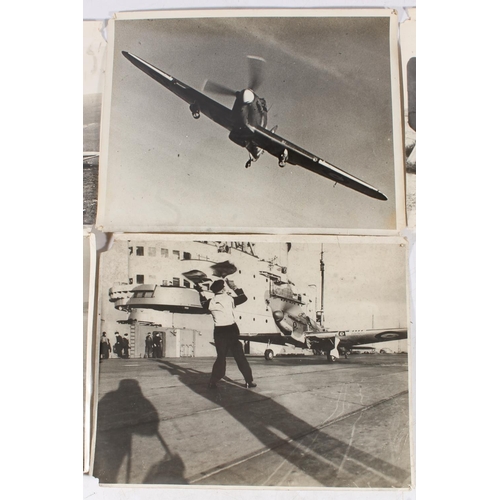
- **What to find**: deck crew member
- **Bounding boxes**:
[100,332,111,360]
[153,332,163,358]
[197,279,256,389]
[145,333,153,358]
[122,334,130,359]
[114,332,123,358]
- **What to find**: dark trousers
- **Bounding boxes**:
[211,323,253,383]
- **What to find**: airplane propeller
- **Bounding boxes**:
[247,55,266,91]
[203,55,266,97]
[202,80,237,97]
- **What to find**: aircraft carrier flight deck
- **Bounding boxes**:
[92,353,412,489]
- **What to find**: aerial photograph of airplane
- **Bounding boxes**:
[97,15,403,232]
[122,51,388,201]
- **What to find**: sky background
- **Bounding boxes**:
[285,239,407,330]
[83,22,106,152]
[99,14,401,232]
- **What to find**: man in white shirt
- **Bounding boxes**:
[197,278,256,389]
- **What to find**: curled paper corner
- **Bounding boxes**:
[92,227,113,253]
[99,19,109,43]
[399,8,410,24]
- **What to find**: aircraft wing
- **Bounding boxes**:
[122,52,234,131]
[248,124,388,201]
[305,328,407,349]
[238,334,305,348]
[241,328,407,350]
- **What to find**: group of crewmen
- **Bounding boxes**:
[99,332,130,359]
[144,332,163,358]
[99,331,163,360]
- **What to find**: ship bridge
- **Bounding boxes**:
[109,283,206,314]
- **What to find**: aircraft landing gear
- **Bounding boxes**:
[339,347,350,359]
[326,351,337,363]
[264,349,274,360]
[189,103,201,119]
[245,158,252,169]
[279,148,288,168]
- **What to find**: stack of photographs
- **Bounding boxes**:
[84,8,416,494]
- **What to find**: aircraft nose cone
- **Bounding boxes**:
[273,310,284,322]
[243,89,254,104]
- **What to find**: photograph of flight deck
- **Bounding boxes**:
[91,234,411,488]
[96,10,406,234]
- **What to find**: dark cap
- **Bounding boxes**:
[210,279,225,293]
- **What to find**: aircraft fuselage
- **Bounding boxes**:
[228,89,268,161]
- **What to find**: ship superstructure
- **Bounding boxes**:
[104,241,311,358]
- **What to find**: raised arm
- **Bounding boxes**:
[226,279,248,306]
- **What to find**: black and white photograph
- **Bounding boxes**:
[83,21,106,226]
[83,230,97,474]
[91,234,411,488]
[96,10,406,233]
[400,8,416,228]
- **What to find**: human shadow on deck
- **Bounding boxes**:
[93,378,188,485]
[157,360,409,488]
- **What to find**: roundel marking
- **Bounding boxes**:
[375,332,403,340]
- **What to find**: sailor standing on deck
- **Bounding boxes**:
[100,332,111,360]
[114,332,123,358]
[145,333,153,358]
[122,334,130,359]
[196,279,256,389]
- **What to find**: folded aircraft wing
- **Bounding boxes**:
[248,124,388,201]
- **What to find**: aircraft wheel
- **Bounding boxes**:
[279,149,288,167]
[264,349,274,360]
[192,112,200,119]
[245,159,252,169]
[326,352,336,363]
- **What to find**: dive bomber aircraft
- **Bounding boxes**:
[122,52,388,201]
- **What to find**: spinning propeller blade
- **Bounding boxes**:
[247,55,266,91]
[203,55,266,96]
[202,80,237,96]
